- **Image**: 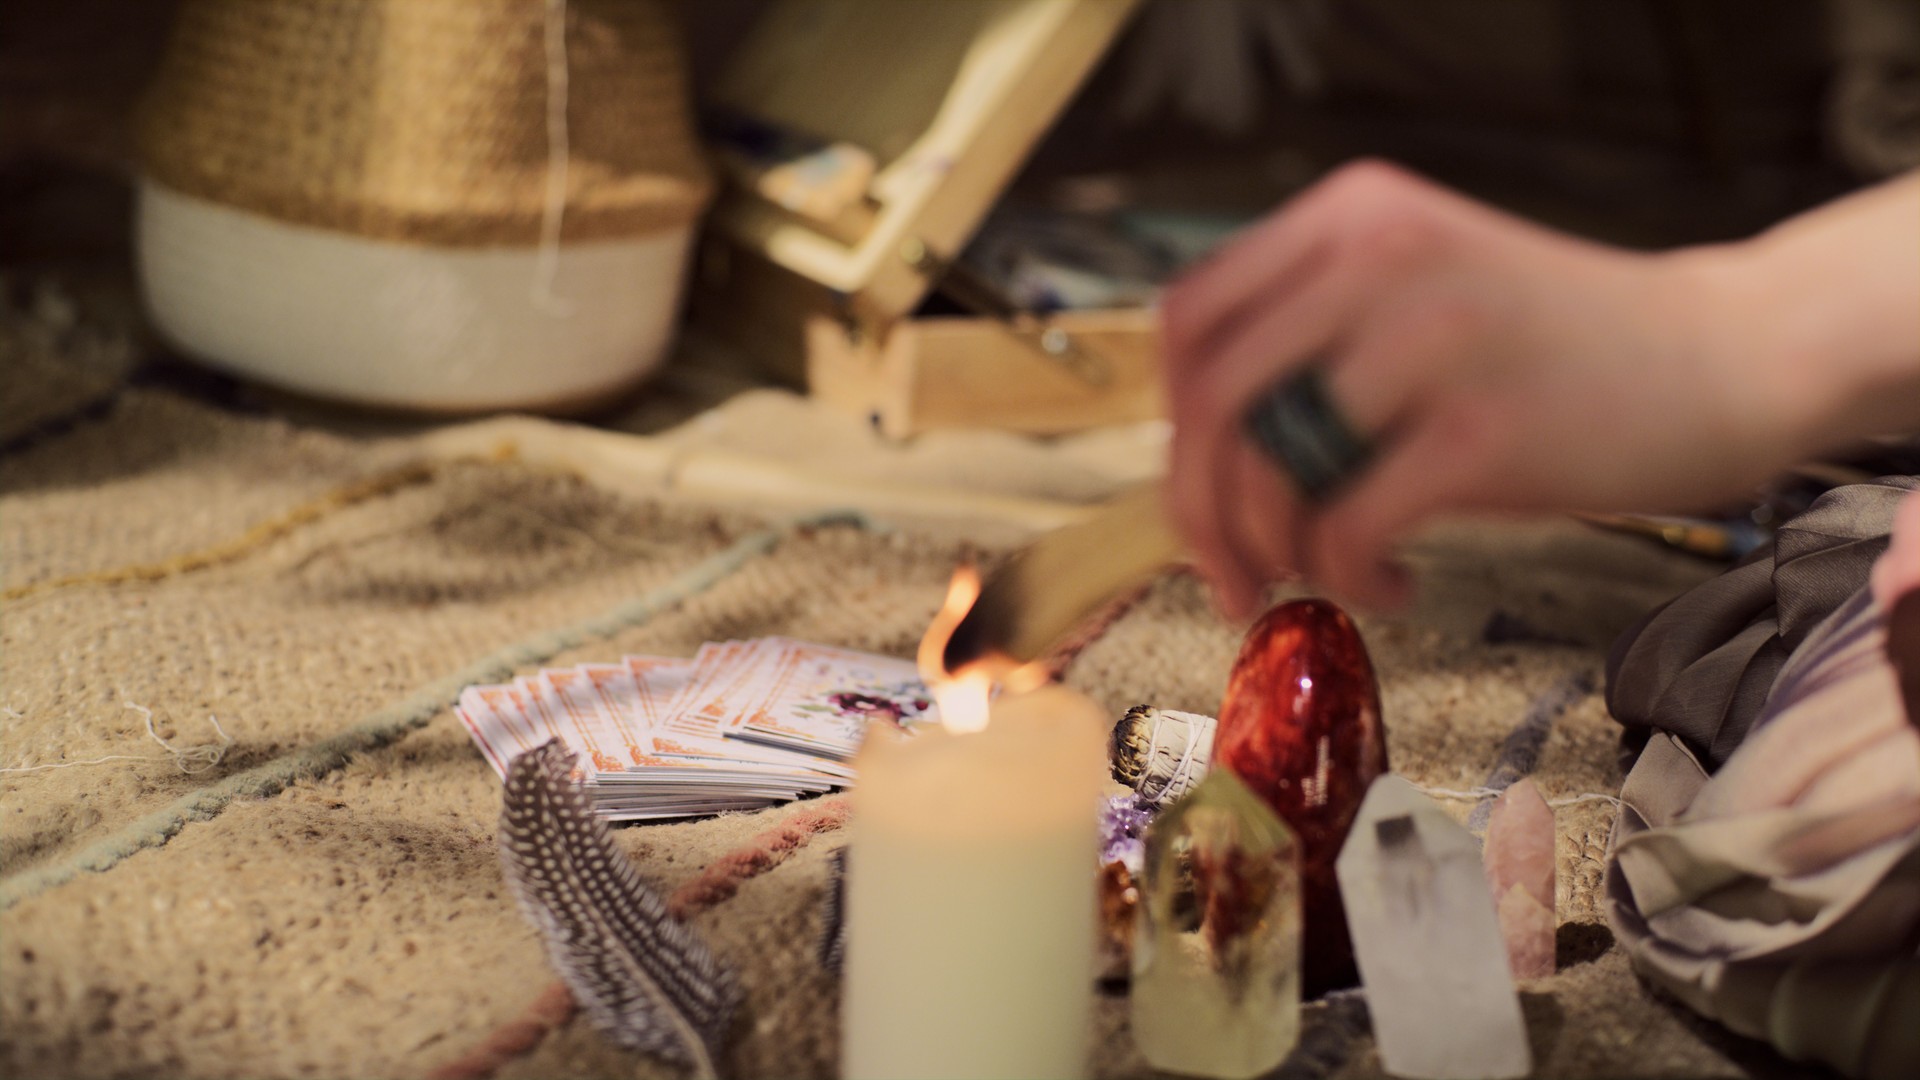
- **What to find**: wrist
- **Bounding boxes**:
[1718,176,1920,455]
[1662,240,1842,468]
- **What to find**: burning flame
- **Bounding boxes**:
[933,670,994,735]
[918,565,1050,735]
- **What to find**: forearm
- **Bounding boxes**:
[1725,172,1920,454]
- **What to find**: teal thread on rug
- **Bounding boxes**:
[0,509,875,912]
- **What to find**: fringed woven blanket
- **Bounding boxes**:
[4,293,1819,1078]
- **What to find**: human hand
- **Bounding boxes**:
[1160,160,1803,617]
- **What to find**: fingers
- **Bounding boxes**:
[1319,281,1491,453]
[1305,396,1504,609]
[1159,159,1496,616]
[1160,162,1698,616]
[1164,255,1355,616]
[1172,261,1482,611]
[1163,159,1437,369]
[1871,490,1920,610]
[1175,183,1472,462]
[1219,439,1305,619]
[1288,291,1489,607]
[1170,427,1261,621]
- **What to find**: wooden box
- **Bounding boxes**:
[693,0,1156,439]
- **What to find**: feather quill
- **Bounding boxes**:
[498,740,739,1079]
[818,847,849,974]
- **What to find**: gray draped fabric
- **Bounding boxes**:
[1604,479,1920,1080]
[1607,476,1920,771]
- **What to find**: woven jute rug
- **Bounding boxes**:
[1,289,1813,1078]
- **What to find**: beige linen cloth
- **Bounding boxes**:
[1606,479,1920,1080]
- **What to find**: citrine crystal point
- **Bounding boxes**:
[1483,778,1557,980]
[1337,775,1531,1080]
[1214,597,1387,994]
[1131,770,1301,1080]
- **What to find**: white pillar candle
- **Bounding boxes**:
[842,682,1105,1080]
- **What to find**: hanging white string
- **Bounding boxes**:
[531,0,575,315]
[0,703,234,776]
[1413,781,1622,811]
[1545,792,1626,810]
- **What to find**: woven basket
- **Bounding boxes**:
[135,0,713,412]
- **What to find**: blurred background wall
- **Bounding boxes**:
[6,0,1912,270]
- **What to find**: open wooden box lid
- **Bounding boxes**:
[704,0,1142,325]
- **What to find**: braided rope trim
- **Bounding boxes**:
[0,509,873,912]
[0,449,520,602]
[665,796,853,920]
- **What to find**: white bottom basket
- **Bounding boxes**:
[137,179,695,412]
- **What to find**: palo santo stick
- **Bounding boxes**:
[945,482,1184,670]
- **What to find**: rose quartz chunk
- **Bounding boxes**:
[1482,778,1556,979]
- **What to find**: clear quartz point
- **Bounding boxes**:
[1336,775,1531,1080]
[1131,769,1301,1079]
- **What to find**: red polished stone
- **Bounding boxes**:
[1215,597,1387,994]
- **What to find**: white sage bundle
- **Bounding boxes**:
[1108,705,1217,809]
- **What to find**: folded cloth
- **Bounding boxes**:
[1607,476,1920,770]
[1605,479,1920,1080]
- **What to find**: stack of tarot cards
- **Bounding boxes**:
[456,637,935,820]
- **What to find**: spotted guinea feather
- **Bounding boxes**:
[498,740,739,1078]
[817,846,849,974]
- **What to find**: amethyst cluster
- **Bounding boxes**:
[1099,793,1154,872]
